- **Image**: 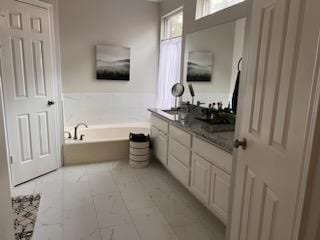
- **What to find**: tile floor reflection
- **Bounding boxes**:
[11,160,225,240]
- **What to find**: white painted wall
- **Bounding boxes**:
[160,0,183,15]
[58,0,160,126]
[182,21,235,106]
[229,18,246,103]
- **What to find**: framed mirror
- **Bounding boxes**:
[182,18,246,110]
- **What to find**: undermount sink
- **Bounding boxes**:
[162,109,180,115]
[195,117,231,125]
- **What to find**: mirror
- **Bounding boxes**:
[182,18,246,110]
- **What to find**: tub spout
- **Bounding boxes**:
[74,123,88,140]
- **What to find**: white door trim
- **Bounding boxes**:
[291,27,320,239]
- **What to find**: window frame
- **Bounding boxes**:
[161,7,184,41]
[196,0,245,19]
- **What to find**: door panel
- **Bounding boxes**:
[17,114,33,162]
[37,111,50,157]
[9,12,22,30]
[32,40,46,96]
[11,37,27,98]
[230,0,317,238]
[0,2,58,185]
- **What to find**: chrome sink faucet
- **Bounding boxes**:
[74,123,88,140]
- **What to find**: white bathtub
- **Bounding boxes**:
[63,123,150,165]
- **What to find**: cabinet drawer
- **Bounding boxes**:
[151,115,169,134]
[169,125,192,147]
[169,138,191,167]
[193,137,232,174]
[168,155,190,187]
[209,165,231,224]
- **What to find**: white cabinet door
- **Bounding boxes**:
[190,153,211,204]
[151,127,168,166]
[168,155,190,187]
[209,165,231,224]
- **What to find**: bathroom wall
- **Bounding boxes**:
[58,0,160,126]
[160,0,183,15]
[229,18,246,102]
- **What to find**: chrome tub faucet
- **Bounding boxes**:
[74,123,88,140]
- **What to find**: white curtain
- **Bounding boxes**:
[157,37,182,109]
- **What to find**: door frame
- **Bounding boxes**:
[227,0,320,238]
[0,0,64,187]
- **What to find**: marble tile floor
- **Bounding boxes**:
[11,160,226,240]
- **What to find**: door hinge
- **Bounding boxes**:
[9,156,13,164]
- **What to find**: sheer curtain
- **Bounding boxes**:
[157,37,182,109]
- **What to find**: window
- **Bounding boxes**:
[161,9,183,40]
[157,8,183,109]
[196,0,245,19]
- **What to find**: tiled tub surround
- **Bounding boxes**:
[11,160,225,240]
[148,108,235,154]
[63,93,156,126]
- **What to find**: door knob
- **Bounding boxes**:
[47,100,55,106]
[233,138,247,150]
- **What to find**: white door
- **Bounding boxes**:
[0,2,58,185]
[230,0,320,238]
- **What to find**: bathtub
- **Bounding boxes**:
[63,122,150,166]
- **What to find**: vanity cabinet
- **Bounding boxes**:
[168,125,192,187]
[150,113,232,224]
[193,137,232,174]
[192,136,232,224]
[150,115,169,166]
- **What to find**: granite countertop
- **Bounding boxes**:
[148,108,235,154]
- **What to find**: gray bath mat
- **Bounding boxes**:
[12,194,41,240]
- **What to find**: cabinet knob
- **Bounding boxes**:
[233,138,247,150]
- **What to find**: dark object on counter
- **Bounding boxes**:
[232,58,242,114]
[189,84,195,105]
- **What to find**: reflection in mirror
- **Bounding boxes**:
[182,18,246,112]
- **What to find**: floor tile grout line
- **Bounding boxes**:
[110,167,143,240]
[134,164,185,240]
[89,182,103,240]
[135,162,221,239]
[132,163,180,240]
[12,160,225,240]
